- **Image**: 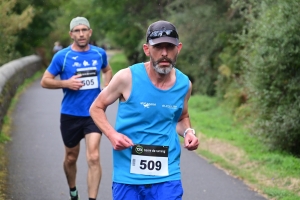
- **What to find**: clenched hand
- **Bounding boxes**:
[66,74,84,90]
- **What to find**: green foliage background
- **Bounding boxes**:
[0,0,34,65]
[1,0,300,155]
[237,0,300,154]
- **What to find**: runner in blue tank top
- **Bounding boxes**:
[41,17,113,200]
[90,20,199,200]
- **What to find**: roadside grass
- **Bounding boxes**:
[189,95,300,200]
[107,50,129,73]
[0,70,44,200]
[0,122,10,143]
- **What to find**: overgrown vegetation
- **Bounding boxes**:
[0,0,34,65]
[189,95,300,200]
[167,0,244,96]
[13,0,64,56]
[233,0,300,155]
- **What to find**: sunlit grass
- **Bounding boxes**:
[108,50,129,73]
[189,94,300,199]
[264,187,299,200]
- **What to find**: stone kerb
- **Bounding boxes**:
[0,55,43,132]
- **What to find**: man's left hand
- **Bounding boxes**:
[184,133,199,151]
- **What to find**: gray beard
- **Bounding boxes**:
[153,64,174,74]
[150,52,178,75]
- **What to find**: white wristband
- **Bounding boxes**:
[183,128,195,138]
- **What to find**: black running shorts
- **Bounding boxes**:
[60,114,102,148]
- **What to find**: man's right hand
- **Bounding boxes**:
[67,74,84,90]
[108,132,134,151]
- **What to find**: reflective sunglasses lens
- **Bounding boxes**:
[148,30,178,40]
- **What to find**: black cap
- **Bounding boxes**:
[146,20,179,46]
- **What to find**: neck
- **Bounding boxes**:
[71,43,90,52]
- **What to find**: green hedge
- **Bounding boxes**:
[240,0,300,154]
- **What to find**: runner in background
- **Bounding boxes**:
[53,41,63,54]
[41,16,112,200]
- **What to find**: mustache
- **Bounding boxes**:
[157,57,173,63]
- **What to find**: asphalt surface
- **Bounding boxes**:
[6,79,267,200]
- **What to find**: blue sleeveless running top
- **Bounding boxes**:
[47,45,108,116]
[113,63,190,184]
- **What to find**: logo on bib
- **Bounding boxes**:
[135,145,144,154]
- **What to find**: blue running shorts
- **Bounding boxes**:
[112,180,183,200]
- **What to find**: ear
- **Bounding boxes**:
[69,31,74,39]
[177,43,183,54]
[143,44,150,56]
[89,29,93,37]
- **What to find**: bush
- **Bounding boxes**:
[239,0,300,155]
[168,0,244,96]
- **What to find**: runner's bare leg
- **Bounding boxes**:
[85,133,102,198]
[64,144,80,188]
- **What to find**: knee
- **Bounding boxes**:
[87,152,100,165]
[65,153,78,165]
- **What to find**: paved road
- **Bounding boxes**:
[6,79,267,200]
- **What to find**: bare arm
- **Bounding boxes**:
[90,68,134,150]
[40,70,83,90]
[176,81,199,151]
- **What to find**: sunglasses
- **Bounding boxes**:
[147,30,179,42]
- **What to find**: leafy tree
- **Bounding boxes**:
[13,0,65,57]
[237,0,300,155]
[48,0,96,48]
[90,0,172,64]
[49,0,172,64]
[167,0,243,95]
[0,0,34,65]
